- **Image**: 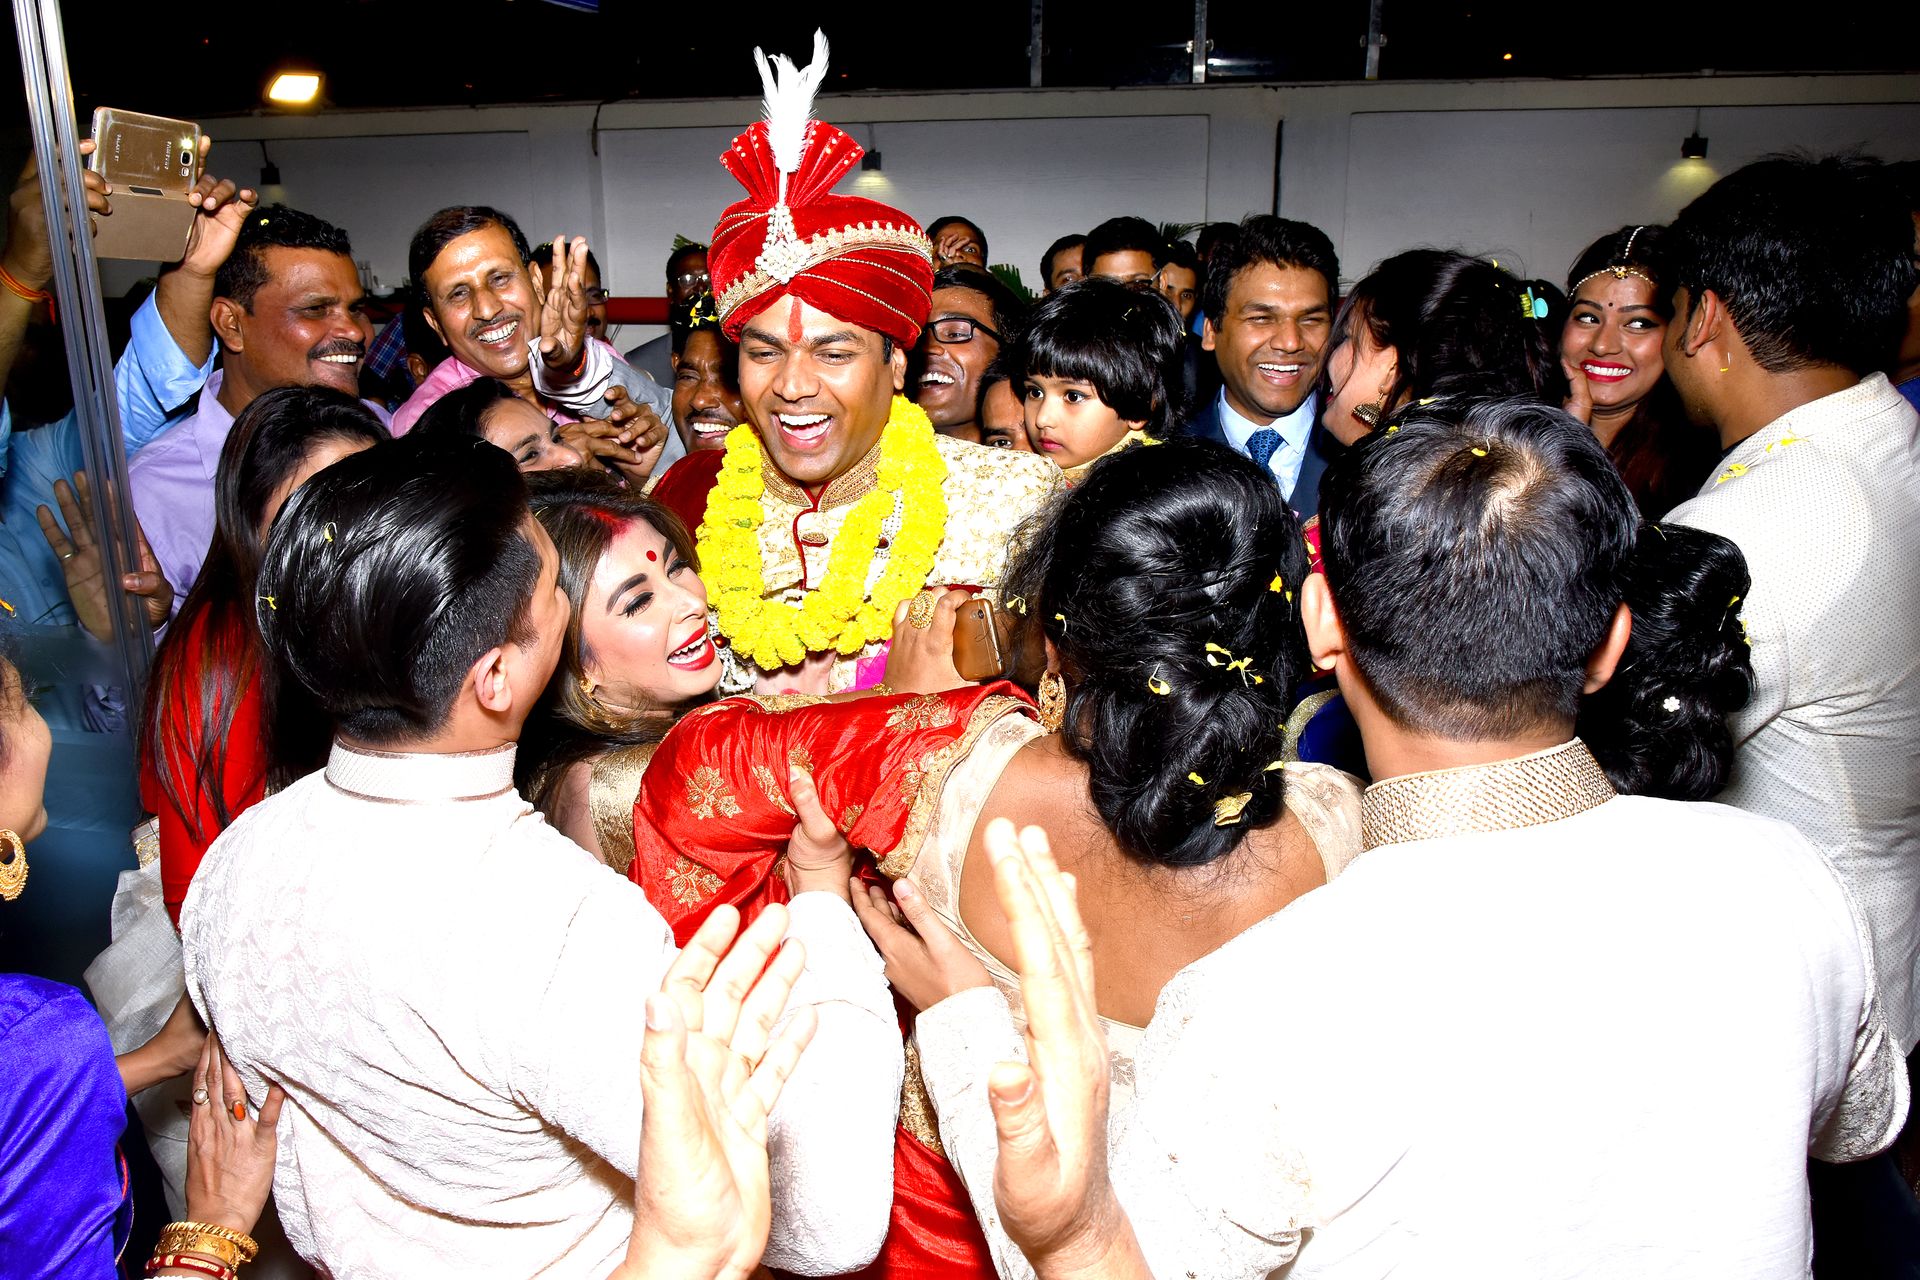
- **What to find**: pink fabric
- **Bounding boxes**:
[391,350,591,435]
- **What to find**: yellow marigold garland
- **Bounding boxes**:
[699,396,949,671]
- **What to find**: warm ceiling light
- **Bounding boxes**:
[1501,52,1514,61]
[1681,133,1709,160]
[266,72,322,105]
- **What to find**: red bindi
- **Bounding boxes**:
[646,549,658,562]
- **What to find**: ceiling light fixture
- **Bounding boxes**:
[1681,132,1708,160]
[266,72,322,106]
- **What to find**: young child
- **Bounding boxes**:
[1010,277,1187,481]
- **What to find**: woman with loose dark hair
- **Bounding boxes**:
[1578,522,1753,799]
[410,376,586,473]
[565,440,1360,1277]
[1322,248,1564,447]
[138,385,387,925]
[1560,225,1719,517]
[1009,276,1187,479]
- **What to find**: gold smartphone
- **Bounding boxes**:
[87,107,200,261]
[951,597,1045,688]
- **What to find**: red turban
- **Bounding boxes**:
[710,36,933,348]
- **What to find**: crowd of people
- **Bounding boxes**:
[2,32,1918,1280]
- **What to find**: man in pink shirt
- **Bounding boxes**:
[393,206,682,481]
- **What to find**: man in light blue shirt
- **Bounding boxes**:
[1189,216,1343,519]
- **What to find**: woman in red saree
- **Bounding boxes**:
[522,446,1368,1277]
[519,471,1013,1276]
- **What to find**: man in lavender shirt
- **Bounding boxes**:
[129,205,389,615]
[394,206,681,481]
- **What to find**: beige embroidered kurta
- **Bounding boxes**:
[724,433,1061,692]
[916,740,1906,1280]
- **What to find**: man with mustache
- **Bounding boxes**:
[911,266,1027,445]
[650,34,1057,696]
[130,204,387,611]
[394,207,682,483]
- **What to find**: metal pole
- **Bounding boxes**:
[1363,0,1385,80]
[1191,0,1209,84]
[12,0,154,687]
[1029,0,1044,88]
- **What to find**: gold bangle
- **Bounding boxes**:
[153,1234,241,1270]
[159,1222,259,1265]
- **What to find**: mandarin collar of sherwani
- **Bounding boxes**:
[324,740,519,805]
[761,437,884,511]
[1359,737,1616,851]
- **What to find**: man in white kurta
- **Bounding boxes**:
[181,433,901,1280]
[914,402,1908,1280]
[1660,156,1920,1056]
[1668,376,1920,1055]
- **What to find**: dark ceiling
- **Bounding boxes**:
[9,0,1919,122]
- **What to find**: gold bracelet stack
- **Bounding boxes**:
[145,1221,261,1279]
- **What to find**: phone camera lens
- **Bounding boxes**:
[180,149,193,168]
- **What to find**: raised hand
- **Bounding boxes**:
[532,233,592,376]
[615,905,819,1280]
[37,471,172,638]
[983,819,1150,1280]
[5,140,111,290]
[177,136,258,282]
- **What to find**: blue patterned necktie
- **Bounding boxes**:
[1246,427,1283,473]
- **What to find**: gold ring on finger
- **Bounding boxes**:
[906,592,938,630]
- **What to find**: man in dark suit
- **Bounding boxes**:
[1187,216,1343,518]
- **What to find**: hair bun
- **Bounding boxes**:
[1001,439,1310,866]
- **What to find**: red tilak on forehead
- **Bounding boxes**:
[787,297,804,343]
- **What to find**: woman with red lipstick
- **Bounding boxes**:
[1561,226,1718,517]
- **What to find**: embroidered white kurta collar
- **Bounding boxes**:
[1360,737,1615,850]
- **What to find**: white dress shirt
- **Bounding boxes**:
[1669,372,1920,1052]
[918,741,1906,1280]
[182,741,900,1280]
[1215,387,1317,498]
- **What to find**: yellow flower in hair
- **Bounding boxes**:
[1187,772,1206,786]
[1146,668,1171,696]
[1470,447,1488,457]
[1212,792,1252,827]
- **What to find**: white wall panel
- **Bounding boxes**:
[1337,102,1920,288]
[597,115,1211,295]
[240,131,537,292]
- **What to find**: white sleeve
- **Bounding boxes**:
[760,891,904,1275]
[914,985,1036,1280]
[528,334,615,410]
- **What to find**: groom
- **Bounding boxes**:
[651,33,1058,695]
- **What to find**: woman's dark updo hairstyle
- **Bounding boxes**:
[1577,522,1753,799]
[1008,276,1189,440]
[1334,248,1566,415]
[1001,438,1308,868]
